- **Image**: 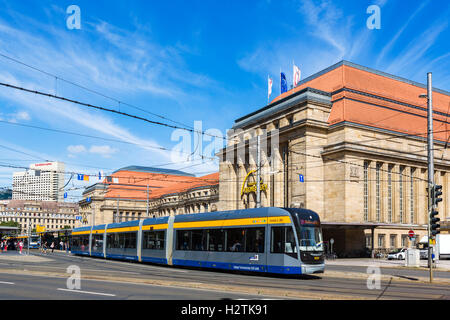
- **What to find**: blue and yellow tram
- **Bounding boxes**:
[72,207,325,275]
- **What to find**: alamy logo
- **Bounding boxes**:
[366,266,381,290]
[366,5,381,30]
[66,265,81,290]
[66,5,81,30]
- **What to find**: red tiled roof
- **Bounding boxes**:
[103,170,219,200]
[270,63,450,142]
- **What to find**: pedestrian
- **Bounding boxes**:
[0,241,3,253]
[18,240,23,255]
[50,242,55,253]
[59,241,63,251]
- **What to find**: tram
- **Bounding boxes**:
[14,235,40,249]
[72,207,325,275]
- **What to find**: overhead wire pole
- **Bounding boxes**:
[256,135,261,208]
[426,72,434,283]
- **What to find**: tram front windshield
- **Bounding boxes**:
[298,226,323,252]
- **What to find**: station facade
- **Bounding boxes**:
[78,166,219,227]
[0,200,78,233]
[217,60,450,257]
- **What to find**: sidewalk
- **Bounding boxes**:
[0,251,52,262]
[326,258,450,271]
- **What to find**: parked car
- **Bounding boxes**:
[387,248,407,260]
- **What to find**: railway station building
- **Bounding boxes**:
[217,60,450,257]
[78,166,219,227]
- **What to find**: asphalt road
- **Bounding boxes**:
[0,272,281,300]
[325,264,450,280]
[0,251,449,300]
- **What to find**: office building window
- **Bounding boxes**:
[378,234,385,248]
[410,168,415,224]
[365,235,372,248]
[388,165,393,223]
[399,166,404,223]
[364,161,369,222]
[390,235,397,248]
[376,163,381,222]
[401,235,408,248]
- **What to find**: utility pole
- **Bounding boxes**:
[27,220,30,256]
[426,72,434,283]
[256,135,261,208]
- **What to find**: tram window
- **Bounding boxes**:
[106,233,118,248]
[177,230,191,250]
[191,230,207,251]
[124,232,137,249]
[72,236,80,248]
[91,234,103,251]
[106,232,136,249]
[226,228,245,252]
[245,228,265,253]
[143,231,165,250]
[271,227,298,257]
[207,229,225,251]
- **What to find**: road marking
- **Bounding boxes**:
[0,281,14,285]
[57,288,116,297]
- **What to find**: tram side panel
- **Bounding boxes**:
[91,224,107,258]
[105,221,140,261]
[266,223,302,274]
[71,227,91,256]
[171,211,269,272]
[140,217,170,265]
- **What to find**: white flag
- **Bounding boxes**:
[293,64,301,87]
[268,76,273,102]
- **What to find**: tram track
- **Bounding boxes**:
[2,252,449,299]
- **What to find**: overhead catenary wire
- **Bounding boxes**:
[0,51,195,131]
[0,81,226,142]
[0,119,218,162]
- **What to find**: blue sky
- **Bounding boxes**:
[0,0,449,201]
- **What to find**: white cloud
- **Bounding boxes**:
[14,111,31,121]
[385,20,448,75]
[376,1,429,67]
[67,145,87,154]
[89,145,118,158]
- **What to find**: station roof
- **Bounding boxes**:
[103,170,219,200]
[112,166,195,177]
[234,60,450,143]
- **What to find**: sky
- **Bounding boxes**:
[0,0,449,201]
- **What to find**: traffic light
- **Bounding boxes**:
[430,209,440,237]
[433,184,443,206]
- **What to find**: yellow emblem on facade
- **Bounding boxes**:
[240,170,268,196]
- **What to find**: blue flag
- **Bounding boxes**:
[280,72,287,94]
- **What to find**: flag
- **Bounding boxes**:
[280,72,287,94]
[77,174,84,181]
[268,76,273,102]
[83,175,89,181]
[293,64,301,87]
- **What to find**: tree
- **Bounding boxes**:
[0,221,20,228]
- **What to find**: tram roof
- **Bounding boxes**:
[173,207,292,223]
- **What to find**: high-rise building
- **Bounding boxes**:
[12,162,65,201]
